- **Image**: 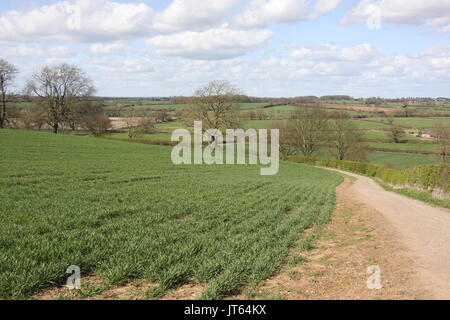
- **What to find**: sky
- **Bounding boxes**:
[1,0,450,98]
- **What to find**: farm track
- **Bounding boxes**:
[326,168,450,299]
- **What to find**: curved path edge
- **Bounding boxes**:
[323,167,450,299]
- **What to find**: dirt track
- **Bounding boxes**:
[328,169,450,299]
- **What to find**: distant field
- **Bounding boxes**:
[0,130,341,299]
[110,133,172,141]
[242,120,281,129]
[238,103,269,110]
[112,118,442,168]
[155,121,184,131]
[104,100,448,170]
[369,151,439,168]
[353,120,392,130]
[368,117,450,129]
[367,142,438,152]
[133,104,187,110]
[363,130,390,140]
[265,105,299,115]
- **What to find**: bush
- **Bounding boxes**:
[287,156,449,195]
[287,156,318,165]
[82,114,112,136]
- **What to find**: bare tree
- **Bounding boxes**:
[66,100,105,131]
[82,114,112,136]
[154,110,170,123]
[123,109,140,139]
[256,109,269,120]
[434,123,450,163]
[26,64,96,134]
[387,126,406,143]
[327,112,367,161]
[182,80,242,134]
[0,59,19,129]
[280,107,329,157]
[123,110,155,139]
[20,104,47,130]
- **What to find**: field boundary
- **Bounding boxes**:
[287,156,450,207]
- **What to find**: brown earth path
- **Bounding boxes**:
[326,169,450,299]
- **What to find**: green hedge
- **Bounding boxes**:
[287,156,449,194]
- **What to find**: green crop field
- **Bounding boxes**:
[367,142,438,152]
[238,103,269,110]
[133,104,187,110]
[265,105,299,115]
[0,130,342,300]
[368,117,450,129]
[369,151,439,168]
[353,120,391,130]
[363,130,390,140]
[109,132,173,141]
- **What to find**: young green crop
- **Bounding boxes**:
[0,130,341,299]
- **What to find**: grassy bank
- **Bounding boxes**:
[287,156,449,208]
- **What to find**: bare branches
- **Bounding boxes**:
[327,112,367,161]
[26,64,96,133]
[182,80,242,132]
[280,107,329,157]
[280,108,368,161]
[434,123,450,163]
[123,109,156,139]
[0,58,19,128]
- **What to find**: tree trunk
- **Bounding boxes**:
[1,95,6,129]
[53,123,59,134]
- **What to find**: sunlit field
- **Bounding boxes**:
[0,130,341,299]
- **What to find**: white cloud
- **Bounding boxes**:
[0,0,343,60]
[290,43,377,62]
[342,0,450,33]
[90,42,129,55]
[46,44,450,97]
[314,0,344,15]
[232,0,343,28]
[153,0,242,32]
[0,0,246,42]
[2,43,75,58]
[244,43,450,96]
[148,27,273,60]
[0,0,155,42]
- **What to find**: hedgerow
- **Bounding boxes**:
[288,156,449,194]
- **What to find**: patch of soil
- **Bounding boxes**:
[35,277,157,300]
[232,179,431,300]
[162,283,208,300]
[322,104,397,113]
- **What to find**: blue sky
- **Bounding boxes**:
[1,0,450,98]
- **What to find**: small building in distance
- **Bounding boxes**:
[419,129,435,139]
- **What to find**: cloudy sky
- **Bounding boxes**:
[1,0,450,98]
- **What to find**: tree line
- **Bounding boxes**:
[0,58,111,135]
[2,60,449,163]
[180,81,450,163]
[178,81,368,162]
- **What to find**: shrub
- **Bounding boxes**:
[82,114,112,136]
[288,156,449,195]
